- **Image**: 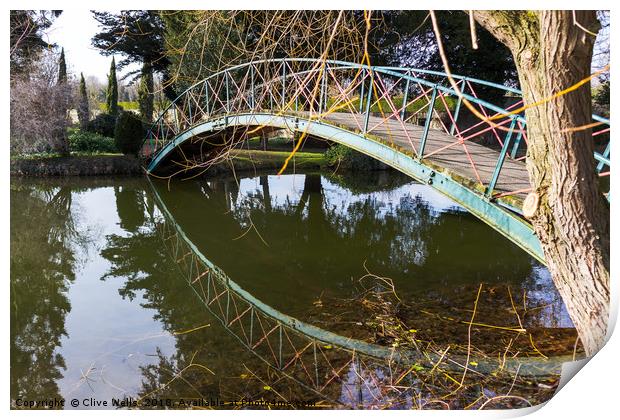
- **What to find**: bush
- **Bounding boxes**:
[324,144,387,171]
[86,113,117,137]
[10,54,72,155]
[114,111,145,156]
[68,128,117,154]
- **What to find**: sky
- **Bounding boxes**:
[45,10,139,83]
[44,9,609,84]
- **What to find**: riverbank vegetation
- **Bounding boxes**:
[9,9,610,410]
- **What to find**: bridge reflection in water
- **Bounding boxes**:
[148,173,580,409]
[10,174,582,409]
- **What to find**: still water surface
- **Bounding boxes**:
[10,171,576,409]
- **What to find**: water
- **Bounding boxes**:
[10,171,578,409]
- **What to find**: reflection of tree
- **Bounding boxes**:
[149,173,540,330]
[98,183,262,403]
[10,183,82,405]
[100,221,228,401]
[132,174,569,401]
[115,186,146,232]
[100,185,182,325]
[324,170,411,194]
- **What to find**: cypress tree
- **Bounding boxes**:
[137,62,154,123]
[77,73,89,129]
[106,57,119,116]
[56,47,69,156]
[57,47,67,84]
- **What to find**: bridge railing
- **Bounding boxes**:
[141,58,610,203]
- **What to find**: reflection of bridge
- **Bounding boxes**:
[149,178,581,404]
[140,58,610,262]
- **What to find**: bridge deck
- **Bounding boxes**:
[320,112,530,199]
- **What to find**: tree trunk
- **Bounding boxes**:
[260,133,268,151]
[472,10,609,356]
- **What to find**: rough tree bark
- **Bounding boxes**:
[472,11,609,356]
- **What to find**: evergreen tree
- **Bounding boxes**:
[106,57,119,116]
[114,111,144,156]
[77,73,89,129]
[137,62,154,123]
[91,11,176,100]
[57,47,67,84]
[10,10,62,75]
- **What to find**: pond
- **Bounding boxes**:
[10,170,580,409]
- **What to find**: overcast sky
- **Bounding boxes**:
[45,10,139,83]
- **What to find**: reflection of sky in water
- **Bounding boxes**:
[229,174,571,329]
[526,267,574,328]
[237,174,306,208]
[236,174,463,218]
[56,187,176,406]
[339,362,414,409]
[321,178,464,217]
[12,175,576,410]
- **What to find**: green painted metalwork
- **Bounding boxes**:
[510,120,525,159]
[400,73,410,121]
[597,142,610,172]
[450,79,465,136]
[363,69,373,134]
[486,117,517,197]
[358,72,365,113]
[281,62,286,109]
[147,113,544,262]
[139,58,610,266]
[149,176,579,381]
[225,71,230,113]
[319,65,327,114]
[419,85,437,158]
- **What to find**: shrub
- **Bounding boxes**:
[10,52,73,155]
[86,113,117,137]
[324,144,387,171]
[68,128,117,154]
[114,111,145,156]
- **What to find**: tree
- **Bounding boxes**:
[593,80,610,117]
[77,73,89,129]
[138,62,154,123]
[57,48,66,84]
[114,111,144,155]
[55,48,70,156]
[10,10,61,75]
[471,11,609,356]
[91,11,176,100]
[371,11,517,94]
[106,57,119,116]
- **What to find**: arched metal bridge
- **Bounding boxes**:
[140,58,611,262]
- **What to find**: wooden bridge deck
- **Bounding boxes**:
[320,112,530,199]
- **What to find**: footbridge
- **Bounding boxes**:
[140,58,611,262]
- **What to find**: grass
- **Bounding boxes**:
[98,101,139,111]
[325,94,457,114]
[11,151,122,161]
[229,149,326,170]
